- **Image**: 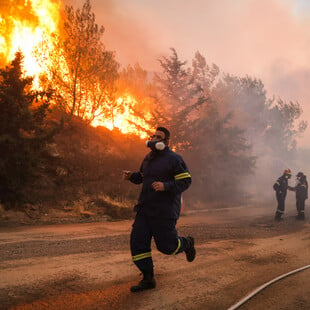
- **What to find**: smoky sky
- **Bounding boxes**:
[65,0,310,147]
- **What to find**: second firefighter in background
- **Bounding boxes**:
[289,172,308,220]
[273,169,292,221]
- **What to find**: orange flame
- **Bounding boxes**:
[0,0,62,86]
[0,0,153,138]
[92,95,153,139]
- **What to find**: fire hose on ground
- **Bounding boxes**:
[227,264,310,310]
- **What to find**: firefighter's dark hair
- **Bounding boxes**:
[156,127,170,140]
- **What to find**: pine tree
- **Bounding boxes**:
[153,49,255,201]
[153,48,209,148]
[0,52,61,205]
[48,0,119,123]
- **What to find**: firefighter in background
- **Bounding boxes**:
[123,127,195,292]
[273,168,292,221]
[289,172,308,220]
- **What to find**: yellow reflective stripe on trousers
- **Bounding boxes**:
[132,252,152,262]
[172,238,181,255]
[174,172,191,180]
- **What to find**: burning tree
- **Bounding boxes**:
[114,63,157,136]
[40,0,152,138]
[0,0,62,86]
[47,0,119,123]
[1,0,152,138]
[0,52,61,205]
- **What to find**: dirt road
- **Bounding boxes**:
[1,206,310,309]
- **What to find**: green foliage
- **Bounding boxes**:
[150,49,255,201]
[152,48,210,147]
[0,52,61,205]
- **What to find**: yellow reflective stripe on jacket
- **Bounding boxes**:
[174,172,191,180]
[132,252,152,262]
[172,238,181,255]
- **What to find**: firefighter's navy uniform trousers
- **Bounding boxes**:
[129,147,191,274]
[273,175,289,219]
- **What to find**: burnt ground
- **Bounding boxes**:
[0,206,310,309]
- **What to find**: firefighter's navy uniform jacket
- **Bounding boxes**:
[273,175,289,216]
[129,147,191,273]
[290,178,308,217]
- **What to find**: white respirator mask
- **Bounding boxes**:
[146,140,165,151]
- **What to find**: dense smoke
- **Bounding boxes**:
[142,48,308,206]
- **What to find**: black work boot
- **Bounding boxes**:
[274,212,283,221]
[130,271,156,292]
[296,213,305,220]
[185,236,196,262]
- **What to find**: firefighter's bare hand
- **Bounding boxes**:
[122,170,132,180]
[152,181,165,191]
